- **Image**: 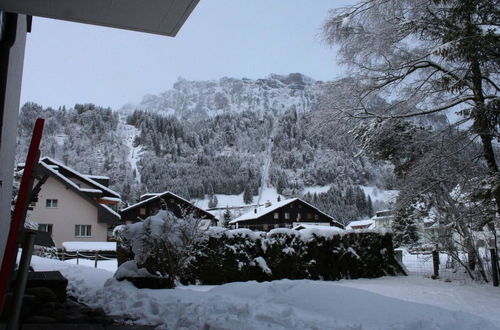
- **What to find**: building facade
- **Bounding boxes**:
[29,157,121,248]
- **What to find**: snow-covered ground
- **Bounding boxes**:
[30,255,500,329]
[256,119,278,205]
[121,118,143,184]
[194,186,282,219]
[360,185,398,204]
[302,185,331,195]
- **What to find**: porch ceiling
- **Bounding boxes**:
[0,0,200,36]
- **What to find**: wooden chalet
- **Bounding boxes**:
[229,198,344,231]
[120,191,217,225]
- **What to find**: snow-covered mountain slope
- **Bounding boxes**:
[121,73,319,119]
[17,73,402,223]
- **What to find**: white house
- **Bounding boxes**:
[28,157,122,248]
[346,219,375,230]
[371,210,395,229]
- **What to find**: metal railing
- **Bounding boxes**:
[59,250,116,268]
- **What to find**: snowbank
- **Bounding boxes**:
[75,279,500,329]
[29,256,500,329]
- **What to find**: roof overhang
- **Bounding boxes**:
[0,0,200,36]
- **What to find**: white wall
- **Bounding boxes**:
[0,14,27,262]
[31,177,108,248]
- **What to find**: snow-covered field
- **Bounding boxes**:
[30,255,500,329]
[360,185,398,204]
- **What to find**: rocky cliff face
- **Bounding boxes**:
[125,73,320,119]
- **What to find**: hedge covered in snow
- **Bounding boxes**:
[179,228,401,285]
[116,214,402,288]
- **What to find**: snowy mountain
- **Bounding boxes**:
[17,73,398,223]
[122,73,318,119]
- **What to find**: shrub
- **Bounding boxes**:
[117,218,402,287]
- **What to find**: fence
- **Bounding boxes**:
[400,248,499,286]
[58,250,117,268]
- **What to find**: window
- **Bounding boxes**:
[297,213,301,220]
[307,213,312,220]
[284,212,290,219]
[273,212,279,219]
[46,199,58,208]
[314,214,319,220]
[38,224,53,235]
[75,225,91,237]
[263,224,269,231]
[139,207,146,216]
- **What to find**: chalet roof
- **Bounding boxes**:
[293,224,344,232]
[85,175,110,180]
[121,191,216,219]
[230,198,300,223]
[40,157,120,199]
[346,219,374,230]
[230,198,342,227]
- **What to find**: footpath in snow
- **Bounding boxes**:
[30,256,500,329]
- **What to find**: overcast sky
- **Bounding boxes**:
[20,1,354,110]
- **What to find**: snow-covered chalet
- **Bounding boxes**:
[229,198,344,231]
[120,191,217,226]
[27,157,122,248]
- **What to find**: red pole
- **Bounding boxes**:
[0,118,44,313]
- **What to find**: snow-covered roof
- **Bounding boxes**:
[230,198,339,226]
[346,219,374,230]
[230,198,300,223]
[40,162,87,193]
[85,174,110,180]
[40,157,120,198]
[121,191,173,212]
[140,193,162,200]
[121,191,214,220]
[62,241,116,252]
[100,203,121,218]
[80,188,103,194]
[293,224,344,232]
[38,161,121,223]
[99,196,121,203]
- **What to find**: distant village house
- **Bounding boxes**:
[229,198,344,231]
[120,191,217,227]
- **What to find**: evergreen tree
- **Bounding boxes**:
[367,196,374,218]
[392,204,420,247]
[221,207,232,228]
[243,185,253,204]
